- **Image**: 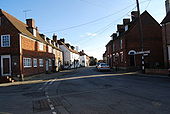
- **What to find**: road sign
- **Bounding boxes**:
[136,50,150,55]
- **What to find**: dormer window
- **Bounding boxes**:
[125,25,128,31]
[33,28,36,37]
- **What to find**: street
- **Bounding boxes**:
[1,67,170,114]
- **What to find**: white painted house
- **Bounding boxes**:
[79,50,90,67]
[58,39,80,69]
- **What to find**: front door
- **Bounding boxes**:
[1,55,11,76]
[130,55,135,66]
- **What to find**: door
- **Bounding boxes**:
[46,60,49,71]
[1,55,11,76]
[130,55,135,66]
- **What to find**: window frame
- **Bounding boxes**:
[33,58,37,67]
[39,59,44,67]
[38,42,44,51]
[49,59,52,66]
[1,35,10,47]
[23,58,32,68]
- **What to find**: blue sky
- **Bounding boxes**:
[0,0,166,59]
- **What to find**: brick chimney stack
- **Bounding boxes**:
[166,0,170,13]
[131,11,139,21]
[53,34,57,42]
[26,18,36,37]
[26,19,35,28]
[123,19,130,25]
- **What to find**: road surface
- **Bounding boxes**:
[0,67,170,114]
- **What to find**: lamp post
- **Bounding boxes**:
[136,0,145,73]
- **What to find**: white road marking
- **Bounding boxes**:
[52,112,57,114]
[49,104,55,110]
[47,98,51,103]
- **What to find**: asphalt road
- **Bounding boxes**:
[0,67,170,114]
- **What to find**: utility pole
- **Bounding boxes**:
[136,0,145,73]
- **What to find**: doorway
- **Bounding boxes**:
[1,55,11,76]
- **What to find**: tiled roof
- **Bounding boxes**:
[161,12,170,24]
[0,9,61,51]
[59,41,79,54]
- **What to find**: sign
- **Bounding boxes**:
[136,50,150,55]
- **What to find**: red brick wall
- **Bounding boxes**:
[112,12,164,69]
[0,13,20,76]
[21,36,55,76]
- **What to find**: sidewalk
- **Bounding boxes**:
[13,69,77,82]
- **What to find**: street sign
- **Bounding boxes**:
[136,50,150,55]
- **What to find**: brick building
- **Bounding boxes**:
[105,40,113,68]
[109,11,164,70]
[161,0,170,68]
[0,9,63,78]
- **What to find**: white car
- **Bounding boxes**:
[97,63,111,71]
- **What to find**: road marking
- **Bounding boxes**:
[45,92,48,95]
[47,98,51,103]
[52,112,57,114]
[49,104,55,110]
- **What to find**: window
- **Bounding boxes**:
[23,58,32,68]
[1,35,10,47]
[120,39,123,49]
[113,43,115,52]
[33,29,36,37]
[38,42,43,51]
[125,25,128,31]
[48,45,52,53]
[39,59,44,67]
[117,31,119,37]
[49,59,52,66]
[33,58,37,67]
[120,52,123,62]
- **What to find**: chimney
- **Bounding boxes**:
[53,34,57,42]
[26,19,35,28]
[26,18,36,37]
[166,0,170,13]
[111,33,117,40]
[123,18,130,25]
[71,46,75,50]
[65,43,70,48]
[46,37,50,43]
[117,24,124,31]
[40,34,45,40]
[131,11,139,21]
[60,38,65,43]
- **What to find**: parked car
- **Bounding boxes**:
[96,62,101,68]
[97,63,111,71]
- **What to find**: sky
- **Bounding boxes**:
[0,0,166,59]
